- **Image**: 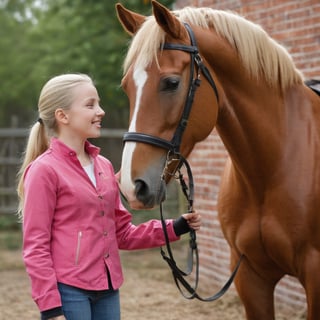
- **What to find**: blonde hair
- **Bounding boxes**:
[16,73,93,218]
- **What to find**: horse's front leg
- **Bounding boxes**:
[301,248,320,320]
[231,253,279,320]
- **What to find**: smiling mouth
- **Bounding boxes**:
[92,121,102,127]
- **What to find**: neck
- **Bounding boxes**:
[212,67,284,188]
[217,85,283,183]
[57,135,91,166]
[194,29,283,185]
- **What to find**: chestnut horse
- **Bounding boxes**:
[116,1,320,319]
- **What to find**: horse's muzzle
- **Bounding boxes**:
[135,178,166,208]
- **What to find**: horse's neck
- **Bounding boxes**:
[216,82,316,192]
[198,29,283,177]
[216,79,286,189]
[200,37,286,181]
[196,28,315,191]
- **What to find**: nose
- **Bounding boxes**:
[97,105,105,117]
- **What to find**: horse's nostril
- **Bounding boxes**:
[135,179,148,197]
[135,179,155,208]
[134,178,166,208]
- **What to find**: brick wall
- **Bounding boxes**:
[173,0,320,314]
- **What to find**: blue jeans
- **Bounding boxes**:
[58,283,120,320]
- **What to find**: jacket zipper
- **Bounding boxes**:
[75,231,82,265]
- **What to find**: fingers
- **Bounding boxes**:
[182,212,201,231]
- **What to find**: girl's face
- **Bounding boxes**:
[63,82,105,140]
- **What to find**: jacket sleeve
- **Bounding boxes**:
[22,162,62,312]
[113,187,180,250]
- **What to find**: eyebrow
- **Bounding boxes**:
[84,97,100,103]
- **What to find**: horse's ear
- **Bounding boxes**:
[151,0,185,39]
[115,3,146,36]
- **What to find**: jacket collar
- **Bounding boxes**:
[50,137,101,159]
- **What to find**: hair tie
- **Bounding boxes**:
[37,118,43,125]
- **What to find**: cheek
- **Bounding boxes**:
[157,86,189,135]
[69,115,92,130]
[160,92,185,124]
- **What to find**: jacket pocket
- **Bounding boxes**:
[75,231,82,265]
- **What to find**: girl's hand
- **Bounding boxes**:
[182,212,201,231]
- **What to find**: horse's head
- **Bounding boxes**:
[116,1,219,209]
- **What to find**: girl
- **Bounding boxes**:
[17,74,201,320]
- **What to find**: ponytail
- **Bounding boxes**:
[16,120,48,219]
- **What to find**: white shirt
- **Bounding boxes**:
[83,162,96,187]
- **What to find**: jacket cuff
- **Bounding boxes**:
[173,216,190,236]
[41,306,63,320]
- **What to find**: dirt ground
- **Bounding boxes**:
[0,247,307,320]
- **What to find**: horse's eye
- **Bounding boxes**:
[160,77,180,92]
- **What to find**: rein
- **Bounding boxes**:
[159,154,242,301]
[123,23,243,301]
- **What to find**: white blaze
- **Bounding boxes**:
[120,65,148,203]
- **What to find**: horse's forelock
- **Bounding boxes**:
[123,17,166,74]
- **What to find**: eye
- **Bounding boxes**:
[160,76,180,92]
[85,98,98,109]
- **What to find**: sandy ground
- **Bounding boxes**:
[0,248,307,320]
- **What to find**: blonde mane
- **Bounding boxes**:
[123,6,303,91]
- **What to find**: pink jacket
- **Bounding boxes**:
[22,138,179,312]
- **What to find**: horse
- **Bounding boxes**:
[115,1,320,319]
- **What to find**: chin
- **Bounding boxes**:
[89,131,101,139]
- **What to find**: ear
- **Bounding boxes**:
[55,108,68,124]
[151,0,185,40]
[115,3,146,36]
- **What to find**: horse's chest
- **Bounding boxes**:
[220,207,299,273]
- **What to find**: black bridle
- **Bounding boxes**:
[123,23,242,301]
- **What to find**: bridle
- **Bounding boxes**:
[123,23,219,155]
[123,23,242,301]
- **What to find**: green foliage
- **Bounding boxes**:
[0,0,174,128]
[0,214,20,230]
[0,230,22,250]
